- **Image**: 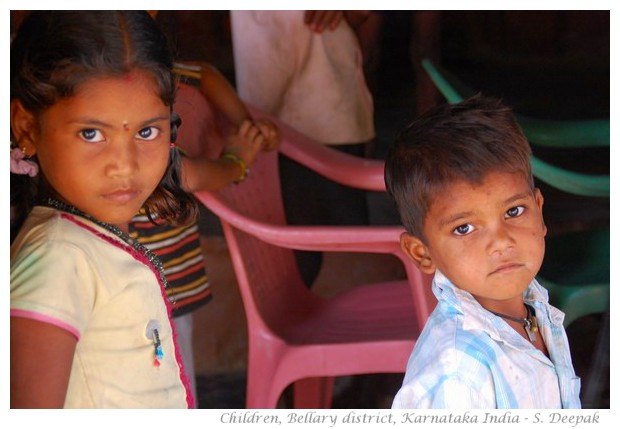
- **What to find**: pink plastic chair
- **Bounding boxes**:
[193,107,435,408]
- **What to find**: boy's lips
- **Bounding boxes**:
[489,262,524,276]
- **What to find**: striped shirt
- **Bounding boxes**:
[392,270,581,409]
[129,214,211,317]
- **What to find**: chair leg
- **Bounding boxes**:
[293,377,335,408]
[245,346,288,408]
[246,367,288,408]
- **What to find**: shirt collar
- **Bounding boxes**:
[431,269,566,336]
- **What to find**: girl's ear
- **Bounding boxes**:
[11,99,38,156]
[400,232,436,274]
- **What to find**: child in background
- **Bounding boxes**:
[129,59,280,403]
[385,95,581,408]
[231,10,375,286]
[102,10,279,405]
[9,10,251,408]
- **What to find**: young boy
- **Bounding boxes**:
[385,95,581,408]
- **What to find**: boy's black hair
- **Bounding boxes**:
[385,95,533,241]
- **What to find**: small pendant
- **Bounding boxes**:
[524,319,537,342]
[530,314,539,333]
[153,328,164,366]
[146,320,164,367]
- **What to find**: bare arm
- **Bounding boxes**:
[181,120,270,192]
[197,62,252,128]
[10,317,77,408]
[173,62,281,192]
[304,10,371,32]
[304,10,344,32]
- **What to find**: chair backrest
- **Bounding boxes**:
[194,115,437,337]
[174,82,230,158]
[420,58,610,198]
[420,58,610,149]
[538,227,609,285]
[529,156,609,197]
[197,148,323,336]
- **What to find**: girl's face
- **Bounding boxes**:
[401,171,547,314]
[25,70,171,231]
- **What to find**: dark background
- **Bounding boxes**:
[10,10,610,409]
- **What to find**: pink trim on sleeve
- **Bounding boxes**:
[10,309,81,340]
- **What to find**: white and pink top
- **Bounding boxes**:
[10,206,193,408]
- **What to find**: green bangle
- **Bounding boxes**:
[220,152,249,184]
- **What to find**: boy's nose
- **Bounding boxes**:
[487,225,515,256]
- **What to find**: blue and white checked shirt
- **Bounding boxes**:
[392,271,581,409]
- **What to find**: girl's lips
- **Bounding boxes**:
[103,189,140,204]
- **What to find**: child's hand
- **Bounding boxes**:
[254,118,281,152]
[225,119,265,167]
[304,11,344,33]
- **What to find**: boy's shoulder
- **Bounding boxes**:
[420,300,500,355]
[401,308,497,401]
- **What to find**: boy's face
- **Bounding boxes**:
[401,171,547,311]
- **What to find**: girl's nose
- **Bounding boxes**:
[106,139,138,178]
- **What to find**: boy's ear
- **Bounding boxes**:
[11,99,38,156]
[400,232,436,274]
[534,187,547,237]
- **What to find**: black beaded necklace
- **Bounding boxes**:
[42,197,169,292]
[489,303,539,342]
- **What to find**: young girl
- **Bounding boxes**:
[10,11,199,408]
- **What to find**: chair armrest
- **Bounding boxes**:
[194,189,405,254]
[248,105,387,192]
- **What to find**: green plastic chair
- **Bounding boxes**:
[532,161,609,327]
[536,228,609,327]
[420,59,610,149]
[421,58,610,326]
[421,59,610,195]
[530,157,609,198]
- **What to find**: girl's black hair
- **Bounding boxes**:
[10,11,197,241]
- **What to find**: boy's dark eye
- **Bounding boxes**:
[453,224,474,236]
[506,206,525,218]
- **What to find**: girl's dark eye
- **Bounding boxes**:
[79,128,104,142]
[136,127,160,141]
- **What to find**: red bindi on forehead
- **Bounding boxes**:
[121,71,147,131]
[122,70,137,82]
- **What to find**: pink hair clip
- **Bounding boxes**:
[10,146,39,177]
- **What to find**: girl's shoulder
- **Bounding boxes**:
[13,207,91,248]
[11,206,126,263]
